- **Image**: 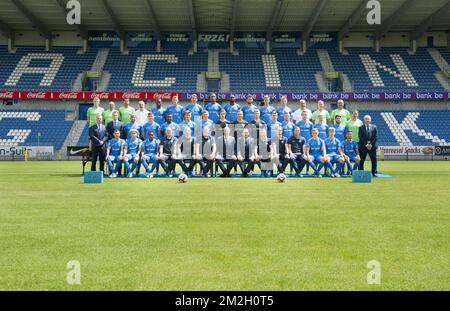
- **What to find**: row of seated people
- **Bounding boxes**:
[102,124,361,178]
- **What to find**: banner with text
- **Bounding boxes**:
[88,31,121,48]
[271,32,301,49]
[162,32,193,49]
[125,32,155,48]
[308,32,338,49]
[0,91,181,101]
[234,32,266,49]
[198,33,230,49]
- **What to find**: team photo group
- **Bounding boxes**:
[88,93,379,179]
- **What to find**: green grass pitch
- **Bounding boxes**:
[0,161,449,290]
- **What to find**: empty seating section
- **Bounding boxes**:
[0,46,97,91]
[0,109,73,150]
[104,49,208,92]
[219,49,321,92]
[329,48,443,92]
[77,124,90,146]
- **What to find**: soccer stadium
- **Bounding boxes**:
[0,0,449,292]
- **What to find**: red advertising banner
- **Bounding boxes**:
[0,91,181,101]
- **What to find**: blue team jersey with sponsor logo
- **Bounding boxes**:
[205,103,222,123]
[342,140,358,157]
[223,103,241,123]
[143,138,160,155]
[282,121,295,139]
[314,123,329,140]
[268,121,282,139]
[151,107,166,125]
[126,138,142,154]
[297,120,313,141]
[334,124,347,142]
[179,120,196,137]
[161,122,180,138]
[124,122,143,139]
[242,105,258,123]
[184,104,203,122]
[307,137,325,155]
[165,105,184,124]
[325,137,341,155]
[276,106,292,123]
[108,138,124,157]
[142,121,160,140]
[259,106,275,125]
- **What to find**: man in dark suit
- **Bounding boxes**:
[106,110,125,141]
[89,115,108,172]
[358,115,378,177]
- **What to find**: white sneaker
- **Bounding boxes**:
[128,173,133,178]
[109,174,114,178]
[334,173,341,178]
[149,173,154,178]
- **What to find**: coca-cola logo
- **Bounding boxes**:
[122,92,142,99]
[90,92,110,100]
[27,92,46,99]
[59,92,79,100]
[152,92,176,100]
[0,92,14,99]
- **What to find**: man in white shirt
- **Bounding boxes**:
[135,101,149,126]
[292,99,312,123]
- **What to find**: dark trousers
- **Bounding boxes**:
[91,146,106,172]
[283,155,307,174]
[237,158,256,176]
[159,155,173,174]
[216,158,237,176]
[200,158,215,174]
[359,146,377,175]
[276,156,287,173]
[171,159,189,174]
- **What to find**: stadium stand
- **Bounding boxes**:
[0,46,97,91]
[328,48,443,92]
[0,109,73,150]
[0,46,447,93]
[104,49,208,92]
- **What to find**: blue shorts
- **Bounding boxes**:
[347,154,357,162]
[125,153,139,161]
[142,154,156,162]
[310,154,323,163]
[108,155,121,162]
[328,154,341,163]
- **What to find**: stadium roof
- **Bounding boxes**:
[0,0,449,39]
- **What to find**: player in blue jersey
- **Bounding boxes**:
[179,111,196,138]
[281,111,295,139]
[324,127,344,177]
[141,130,160,178]
[142,111,161,140]
[151,98,166,126]
[342,130,361,175]
[314,114,329,140]
[161,113,180,139]
[165,95,183,124]
[259,95,275,125]
[333,115,347,143]
[223,94,241,123]
[304,128,327,177]
[268,111,282,139]
[123,114,143,140]
[123,129,143,178]
[242,94,258,123]
[276,96,292,123]
[184,94,203,122]
[205,93,222,123]
[105,129,125,178]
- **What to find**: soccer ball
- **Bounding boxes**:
[276,173,287,183]
[178,173,188,183]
